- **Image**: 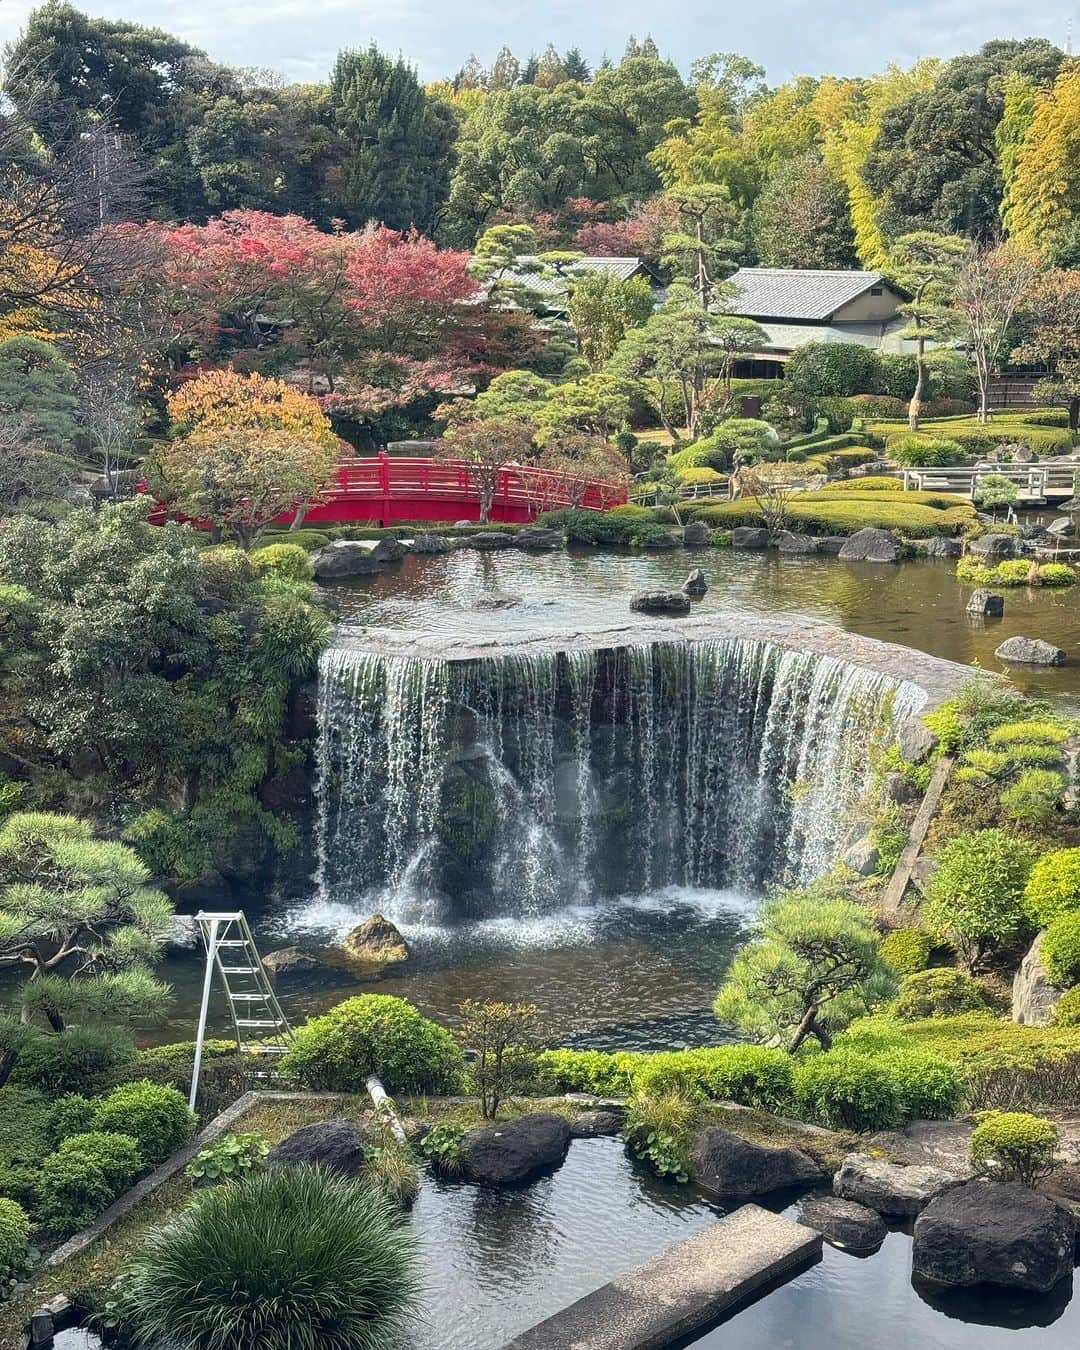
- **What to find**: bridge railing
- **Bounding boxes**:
[145,452,628,529]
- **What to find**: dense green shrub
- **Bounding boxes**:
[1053,986,1080,1026]
[1007,743,1065,767]
[249,543,314,581]
[785,343,880,399]
[12,1027,137,1094]
[988,721,1070,748]
[535,1047,637,1096]
[538,508,668,547]
[632,1045,795,1113]
[93,1082,196,1167]
[57,1131,141,1193]
[120,1166,419,1350]
[47,1093,96,1146]
[1027,848,1080,928]
[682,493,972,538]
[1037,563,1077,587]
[281,995,462,1095]
[970,1110,1059,1186]
[36,1152,115,1235]
[1042,913,1080,988]
[877,1049,965,1119]
[894,969,990,1019]
[0,1198,30,1273]
[792,1052,903,1131]
[925,829,1037,969]
[1000,768,1065,825]
[874,421,1073,458]
[887,436,965,467]
[880,928,933,976]
[1022,409,1071,427]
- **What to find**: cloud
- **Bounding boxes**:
[0,0,1068,85]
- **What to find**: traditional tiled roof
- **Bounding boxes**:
[724,268,897,321]
[476,256,654,299]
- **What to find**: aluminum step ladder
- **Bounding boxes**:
[189,911,294,1109]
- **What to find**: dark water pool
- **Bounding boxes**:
[406,1137,1079,1350]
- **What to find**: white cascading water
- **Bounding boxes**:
[314,638,923,923]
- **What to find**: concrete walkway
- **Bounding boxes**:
[502,1204,821,1350]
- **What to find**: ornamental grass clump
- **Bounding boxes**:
[970,1111,1059,1187]
[120,1165,419,1350]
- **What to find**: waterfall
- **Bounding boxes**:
[314,638,923,923]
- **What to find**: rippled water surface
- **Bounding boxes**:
[333,546,1080,708]
[404,1137,1080,1350]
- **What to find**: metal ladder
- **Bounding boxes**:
[189,911,294,1109]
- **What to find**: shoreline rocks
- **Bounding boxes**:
[834,1153,959,1216]
[969,533,1017,560]
[732,527,770,549]
[798,1197,887,1253]
[629,590,692,615]
[690,1128,827,1198]
[913,1181,1075,1293]
[269,1118,369,1176]
[459,1112,571,1186]
[1012,931,1062,1027]
[838,528,901,563]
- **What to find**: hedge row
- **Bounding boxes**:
[868,419,1075,458]
[681,492,975,538]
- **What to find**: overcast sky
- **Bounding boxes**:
[0,0,1074,84]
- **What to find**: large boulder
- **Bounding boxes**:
[682,569,708,597]
[514,526,563,550]
[798,1197,887,1254]
[995,636,1067,666]
[969,533,1017,560]
[896,716,937,765]
[834,1152,958,1216]
[1047,517,1077,539]
[458,1112,571,1186]
[816,537,848,555]
[262,945,320,976]
[867,1120,974,1177]
[689,1128,826,1198]
[913,1181,1075,1293]
[732,527,770,549]
[629,590,692,615]
[321,914,410,977]
[1013,931,1063,1027]
[925,536,962,559]
[842,834,880,877]
[269,1118,368,1176]
[682,521,711,548]
[838,528,901,563]
[312,541,383,579]
[967,588,1004,617]
[409,533,453,554]
[370,536,407,563]
[776,531,819,554]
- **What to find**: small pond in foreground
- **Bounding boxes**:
[408,1138,1077,1349]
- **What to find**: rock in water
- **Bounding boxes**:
[269,1118,368,1176]
[798,1197,887,1253]
[472,591,522,610]
[409,533,452,554]
[465,532,514,550]
[731,527,771,549]
[968,533,1017,560]
[913,1181,1075,1292]
[925,536,962,559]
[262,946,319,976]
[459,1112,571,1186]
[682,569,708,597]
[682,521,711,548]
[834,1153,958,1216]
[1012,931,1062,1026]
[689,1128,826,1198]
[570,1109,625,1138]
[1047,517,1076,538]
[967,588,1004,617]
[995,636,1067,665]
[370,536,407,563]
[330,914,410,974]
[515,527,563,550]
[776,530,819,554]
[640,532,681,550]
[312,541,383,579]
[629,590,692,615]
[837,528,901,563]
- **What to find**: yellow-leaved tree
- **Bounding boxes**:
[166,369,338,446]
[1003,66,1080,258]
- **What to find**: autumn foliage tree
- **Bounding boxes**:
[438,419,537,522]
[167,368,338,445]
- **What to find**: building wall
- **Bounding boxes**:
[831,287,904,323]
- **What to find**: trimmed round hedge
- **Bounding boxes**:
[895,968,990,1020]
[970,1110,1058,1186]
[880,927,933,976]
[281,995,462,1095]
[93,1082,196,1167]
[1025,848,1080,927]
[1042,912,1080,989]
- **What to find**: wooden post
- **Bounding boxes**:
[377,451,391,528]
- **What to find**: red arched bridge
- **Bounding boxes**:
[146,452,628,529]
